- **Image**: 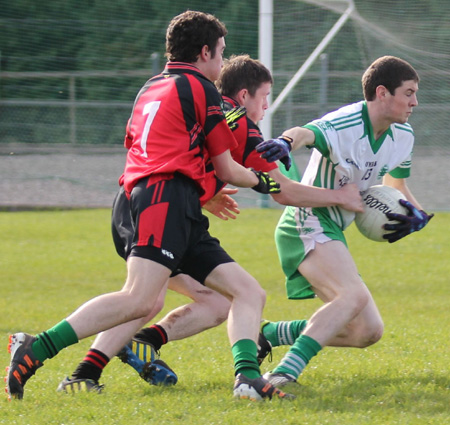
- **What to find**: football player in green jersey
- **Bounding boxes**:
[256,55,433,387]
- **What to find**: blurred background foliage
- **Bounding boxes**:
[1,0,449,145]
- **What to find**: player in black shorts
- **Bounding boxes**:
[59,55,362,396]
[6,11,290,402]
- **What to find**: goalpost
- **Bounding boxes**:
[258,0,355,139]
[258,0,450,152]
[256,0,450,211]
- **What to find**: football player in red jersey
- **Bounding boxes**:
[6,12,293,402]
[58,55,363,396]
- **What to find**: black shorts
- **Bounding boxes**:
[111,174,234,284]
[111,185,134,261]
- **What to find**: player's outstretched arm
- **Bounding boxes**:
[269,169,363,211]
[211,150,281,194]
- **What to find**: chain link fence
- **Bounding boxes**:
[1,0,449,210]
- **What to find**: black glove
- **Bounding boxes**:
[383,199,434,243]
[225,106,246,131]
[250,169,281,194]
[255,136,293,171]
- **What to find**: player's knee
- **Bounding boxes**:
[199,291,231,325]
[132,304,154,320]
[149,296,165,317]
[213,311,229,326]
[253,284,266,309]
[233,276,266,308]
[364,321,384,347]
[125,295,162,320]
[355,320,384,348]
[212,297,231,325]
[237,281,266,310]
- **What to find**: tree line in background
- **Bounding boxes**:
[1,0,449,99]
[1,0,258,101]
[1,0,448,145]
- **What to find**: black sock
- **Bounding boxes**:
[134,324,168,351]
[71,349,110,383]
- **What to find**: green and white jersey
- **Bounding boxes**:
[301,100,414,230]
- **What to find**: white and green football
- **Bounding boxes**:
[355,185,408,242]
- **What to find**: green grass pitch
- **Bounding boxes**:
[0,209,448,424]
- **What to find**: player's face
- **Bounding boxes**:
[386,80,419,124]
[204,37,226,82]
[242,82,271,124]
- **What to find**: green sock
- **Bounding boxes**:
[32,320,79,363]
[231,339,261,379]
[261,320,308,347]
[273,334,322,379]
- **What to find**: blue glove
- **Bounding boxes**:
[250,169,281,194]
[256,136,293,171]
[225,106,246,131]
[383,199,434,243]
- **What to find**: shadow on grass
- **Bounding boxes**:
[290,373,449,415]
[156,373,449,415]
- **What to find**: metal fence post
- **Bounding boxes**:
[69,75,76,144]
[319,53,329,117]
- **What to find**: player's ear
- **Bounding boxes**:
[376,85,389,99]
[236,88,248,105]
[199,45,210,61]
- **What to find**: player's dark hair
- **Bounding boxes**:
[362,56,419,101]
[216,54,273,98]
[165,11,227,63]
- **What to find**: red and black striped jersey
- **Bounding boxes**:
[199,96,277,205]
[121,62,237,195]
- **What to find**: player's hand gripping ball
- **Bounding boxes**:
[355,185,433,243]
[383,199,434,243]
[355,185,407,242]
